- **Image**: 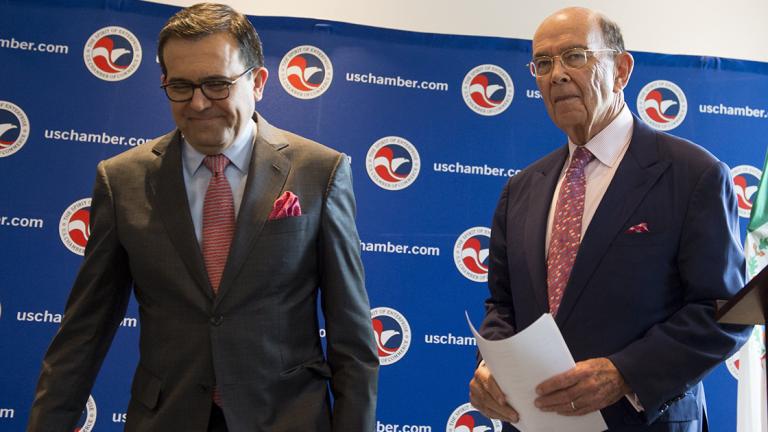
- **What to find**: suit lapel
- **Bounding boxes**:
[215,115,291,305]
[524,147,568,314]
[148,131,213,300]
[555,117,671,326]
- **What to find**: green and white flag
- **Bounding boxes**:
[738,152,768,432]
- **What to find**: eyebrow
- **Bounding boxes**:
[533,44,589,58]
[165,75,230,84]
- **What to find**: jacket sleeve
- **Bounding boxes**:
[27,161,132,431]
[608,160,751,422]
[318,155,379,432]
[479,181,518,341]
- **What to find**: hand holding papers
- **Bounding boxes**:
[467,313,607,432]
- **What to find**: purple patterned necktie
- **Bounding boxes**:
[547,146,594,316]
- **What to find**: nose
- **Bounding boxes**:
[550,58,571,84]
[187,87,211,111]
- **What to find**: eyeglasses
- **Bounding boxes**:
[160,66,256,102]
[528,48,618,77]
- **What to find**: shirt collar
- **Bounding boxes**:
[567,104,633,168]
[182,118,256,177]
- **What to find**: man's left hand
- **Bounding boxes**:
[534,357,631,416]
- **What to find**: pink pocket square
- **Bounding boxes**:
[625,222,649,234]
[269,191,302,220]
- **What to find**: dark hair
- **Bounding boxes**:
[157,3,264,75]
[598,15,625,53]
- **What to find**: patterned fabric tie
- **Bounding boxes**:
[202,154,234,408]
[202,154,235,295]
[547,146,594,316]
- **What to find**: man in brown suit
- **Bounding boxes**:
[28,3,378,431]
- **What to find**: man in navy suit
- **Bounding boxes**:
[469,7,749,431]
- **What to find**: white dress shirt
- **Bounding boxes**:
[545,105,633,256]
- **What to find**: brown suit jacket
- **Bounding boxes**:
[28,114,379,431]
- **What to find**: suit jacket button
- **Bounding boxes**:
[210,315,224,326]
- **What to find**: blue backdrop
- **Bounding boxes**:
[1,1,767,430]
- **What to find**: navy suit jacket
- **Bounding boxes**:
[479,116,750,431]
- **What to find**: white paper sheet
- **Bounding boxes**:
[467,312,607,432]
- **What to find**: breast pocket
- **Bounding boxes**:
[250,216,313,274]
[611,229,672,247]
[612,203,672,247]
[260,215,309,236]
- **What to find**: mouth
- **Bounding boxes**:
[188,116,222,123]
[553,95,579,103]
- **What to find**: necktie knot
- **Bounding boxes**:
[569,146,594,171]
[203,154,230,176]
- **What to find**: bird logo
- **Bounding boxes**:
[370,307,412,365]
[83,27,142,81]
[454,227,492,282]
[279,45,333,99]
[0,101,30,157]
[366,137,421,191]
[446,403,503,432]
[637,80,688,131]
[462,65,514,116]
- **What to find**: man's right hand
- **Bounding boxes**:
[469,361,519,423]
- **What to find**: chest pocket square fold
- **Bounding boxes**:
[269,191,302,220]
[625,222,650,234]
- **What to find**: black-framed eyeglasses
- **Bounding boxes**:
[528,48,618,77]
[160,66,256,102]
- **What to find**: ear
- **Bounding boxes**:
[613,51,634,92]
[251,67,269,102]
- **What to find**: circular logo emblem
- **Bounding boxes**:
[83,26,142,81]
[637,80,687,130]
[366,136,421,190]
[74,395,97,432]
[726,326,766,380]
[454,227,491,282]
[731,165,763,218]
[59,198,92,256]
[371,307,411,366]
[278,45,333,99]
[462,64,514,116]
[446,402,503,432]
[0,101,30,158]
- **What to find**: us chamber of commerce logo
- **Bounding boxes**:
[74,395,97,432]
[278,45,333,99]
[731,165,762,218]
[637,80,687,131]
[60,199,92,256]
[0,101,30,158]
[462,64,514,116]
[371,307,411,366]
[454,227,491,282]
[365,136,421,190]
[446,402,503,432]
[83,26,142,81]
[725,326,766,379]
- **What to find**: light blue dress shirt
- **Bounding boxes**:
[181,119,255,244]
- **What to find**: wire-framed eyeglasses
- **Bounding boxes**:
[528,48,618,77]
[161,66,256,102]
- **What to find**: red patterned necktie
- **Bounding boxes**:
[202,154,235,295]
[547,146,594,316]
